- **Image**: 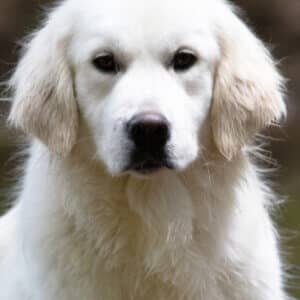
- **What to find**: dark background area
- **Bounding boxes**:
[0,0,299,297]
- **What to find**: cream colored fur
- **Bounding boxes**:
[0,0,289,299]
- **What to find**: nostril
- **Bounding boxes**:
[127,112,170,149]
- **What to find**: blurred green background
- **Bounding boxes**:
[0,0,299,297]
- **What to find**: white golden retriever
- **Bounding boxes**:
[0,0,289,299]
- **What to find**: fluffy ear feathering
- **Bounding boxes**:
[212,11,286,160]
[8,12,78,157]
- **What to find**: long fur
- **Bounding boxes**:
[0,0,289,299]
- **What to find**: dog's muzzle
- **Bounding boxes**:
[126,112,174,174]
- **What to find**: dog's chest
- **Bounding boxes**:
[40,248,244,300]
[24,170,260,300]
[36,214,244,300]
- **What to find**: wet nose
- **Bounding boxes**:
[127,112,170,151]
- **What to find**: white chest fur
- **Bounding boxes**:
[0,145,285,300]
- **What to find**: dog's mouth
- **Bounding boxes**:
[131,158,174,174]
[126,151,175,174]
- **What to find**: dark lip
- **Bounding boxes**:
[126,158,175,174]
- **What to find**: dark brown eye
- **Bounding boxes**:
[172,50,198,72]
[92,53,120,74]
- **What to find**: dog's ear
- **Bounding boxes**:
[211,11,286,160]
[8,13,78,157]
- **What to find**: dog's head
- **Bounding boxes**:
[9,0,286,175]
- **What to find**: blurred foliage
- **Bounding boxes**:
[0,0,299,298]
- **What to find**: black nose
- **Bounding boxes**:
[127,112,170,150]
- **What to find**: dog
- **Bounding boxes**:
[0,0,289,299]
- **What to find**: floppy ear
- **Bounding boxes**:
[8,13,78,157]
[211,11,286,160]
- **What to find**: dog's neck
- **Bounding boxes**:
[19,141,262,280]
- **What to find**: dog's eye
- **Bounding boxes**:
[92,53,120,74]
[172,50,198,72]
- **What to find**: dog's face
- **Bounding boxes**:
[9,0,286,176]
[71,0,219,174]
